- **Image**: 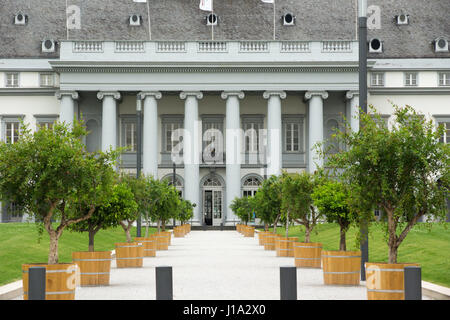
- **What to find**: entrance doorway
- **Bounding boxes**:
[202,175,224,226]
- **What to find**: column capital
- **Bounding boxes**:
[345,90,359,100]
[221,91,245,100]
[180,91,203,100]
[305,91,329,100]
[97,91,121,101]
[55,90,79,100]
[138,91,162,100]
[263,91,286,100]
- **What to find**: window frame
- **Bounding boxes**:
[404,72,418,87]
[434,116,450,144]
[370,72,385,87]
[241,114,264,154]
[161,115,184,154]
[282,115,305,154]
[35,115,58,131]
[5,72,19,88]
[438,72,450,87]
[1,115,24,144]
[39,73,55,88]
[120,115,138,153]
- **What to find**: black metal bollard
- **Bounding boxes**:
[404,266,422,300]
[28,267,46,300]
[156,266,173,300]
[280,266,297,300]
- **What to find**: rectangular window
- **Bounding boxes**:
[39,73,54,87]
[164,122,182,152]
[123,122,137,152]
[5,121,20,143]
[404,72,418,86]
[371,72,384,87]
[5,73,19,87]
[243,122,262,152]
[439,73,450,86]
[282,116,304,153]
[438,122,450,144]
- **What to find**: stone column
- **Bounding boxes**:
[305,91,328,173]
[180,91,203,225]
[97,91,121,152]
[346,91,360,133]
[263,91,286,177]
[56,90,79,127]
[222,91,244,225]
[138,91,162,179]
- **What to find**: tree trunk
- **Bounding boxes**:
[120,221,132,243]
[88,229,95,252]
[48,232,59,264]
[264,223,268,232]
[273,213,281,234]
[304,226,311,243]
[339,226,346,251]
[145,213,149,238]
[157,220,161,233]
[285,210,289,238]
[388,244,398,264]
[162,220,166,231]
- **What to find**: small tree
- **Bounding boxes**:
[252,175,282,233]
[119,174,147,242]
[312,180,357,251]
[230,196,253,225]
[68,182,138,251]
[147,177,181,232]
[280,171,324,242]
[327,105,450,263]
[0,120,118,264]
[177,200,195,225]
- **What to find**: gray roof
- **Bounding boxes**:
[0,0,449,59]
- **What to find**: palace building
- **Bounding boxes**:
[0,0,449,225]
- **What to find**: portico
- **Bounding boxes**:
[52,40,361,226]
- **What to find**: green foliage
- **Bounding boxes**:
[178,200,195,224]
[230,196,253,224]
[251,175,282,228]
[147,177,181,228]
[0,119,119,263]
[312,179,358,250]
[324,104,450,261]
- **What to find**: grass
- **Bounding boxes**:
[263,222,450,287]
[0,223,159,286]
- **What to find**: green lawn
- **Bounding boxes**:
[0,223,158,286]
[264,222,450,287]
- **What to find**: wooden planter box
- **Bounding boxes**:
[114,242,144,268]
[365,262,420,300]
[293,242,322,268]
[276,237,298,257]
[258,231,270,246]
[236,224,242,233]
[134,237,156,257]
[173,226,185,238]
[72,251,112,286]
[155,232,170,250]
[263,233,277,250]
[22,263,77,300]
[243,226,255,237]
[322,250,361,285]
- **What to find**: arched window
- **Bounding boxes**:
[242,175,262,197]
[162,175,184,197]
[203,176,222,187]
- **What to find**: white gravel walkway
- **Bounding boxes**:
[74,230,370,300]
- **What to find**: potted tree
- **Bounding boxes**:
[115,174,147,267]
[0,120,118,299]
[312,179,360,285]
[327,105,450,299]
[69,182,137,285]
[145,177,181,250]
[175,199,195,237]
[230,196,254,237]
[251,175,282,250]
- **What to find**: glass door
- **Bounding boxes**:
[204,190,213,226]
[212,190,222,226]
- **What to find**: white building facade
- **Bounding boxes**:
[1,0,449,224]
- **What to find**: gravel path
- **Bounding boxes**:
[74,230,370,300]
